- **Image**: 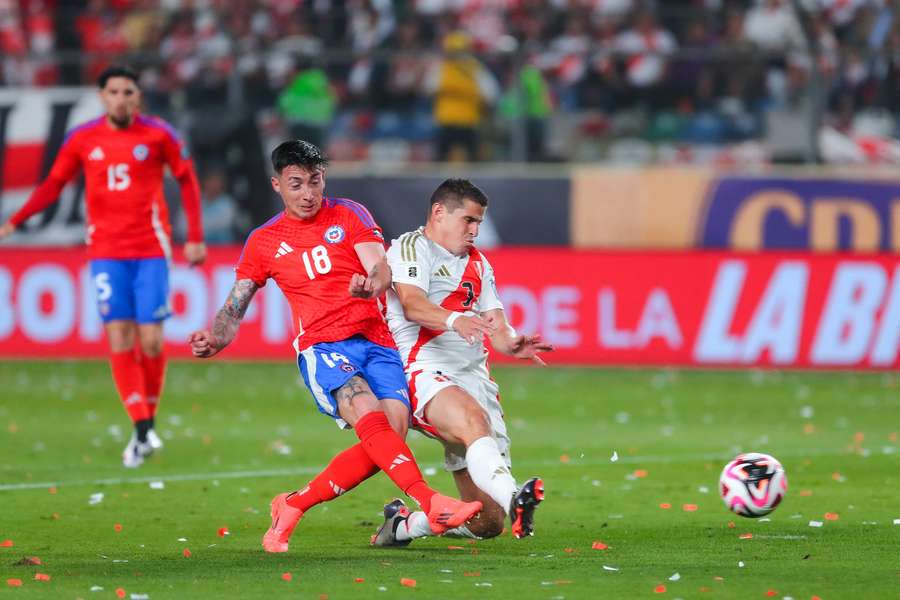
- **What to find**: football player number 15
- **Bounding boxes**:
[302,245,332,279]
[107,164,131,191]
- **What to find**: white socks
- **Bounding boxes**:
[393,436,516,542]
[465,436,517,516]
[394,510,433,541]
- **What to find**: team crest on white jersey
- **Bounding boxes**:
[324,225,345,244]
[132,144,149,161]
[88,146,105,161]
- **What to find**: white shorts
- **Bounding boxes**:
[408,365,511,473]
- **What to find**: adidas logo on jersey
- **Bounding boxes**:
[433,265,452,277]
[389,453,412,471]
[88,146,105,161]
[274,241,294,258]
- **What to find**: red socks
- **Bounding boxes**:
[109,350,149,423]
[140,351,167,420]
[354,411,436,513]
[286,444,379,512]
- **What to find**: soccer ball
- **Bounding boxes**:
[719,452,787,518]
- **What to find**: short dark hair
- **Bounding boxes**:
[429,178,489,218]
[97,65,140,89]
[271,140,329,174]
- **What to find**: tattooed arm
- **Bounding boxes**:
[188,278,259,358]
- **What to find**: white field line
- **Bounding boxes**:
[0,447,852,492]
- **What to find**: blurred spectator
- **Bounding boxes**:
[76,0,130,82]
[743,0,806,54]
[177,170,243,244]
[499,58,553,161]
[277,58,337,147]
[614,9,678,108]
[427,30,499,162]
[348,0,394,53]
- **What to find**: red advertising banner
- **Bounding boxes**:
[1,247,898,368]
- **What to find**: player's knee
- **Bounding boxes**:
[461,404,491,440]
[467,511,505,539]
[139,337,163,357]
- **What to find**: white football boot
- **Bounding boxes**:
[146,429,164,451]
[122,434,154,468]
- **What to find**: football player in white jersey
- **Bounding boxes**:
[372,178,553,546]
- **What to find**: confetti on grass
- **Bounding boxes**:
[116,588,126,598]
[654,584,666,593]
[592,541,608,550]
[7,579,22,587]
[182,548,192,558]
[34,573,50,581]
[610,451,619,462]
[809,521,824,528]
[740,533,753,539]
[1,540,13,547]
[281,573,292,582]
[400,578,416,587]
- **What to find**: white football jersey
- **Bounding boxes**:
[386,227,504,372]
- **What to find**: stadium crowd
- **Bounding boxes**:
[1,0,899,159]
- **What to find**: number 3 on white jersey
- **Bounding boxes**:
[302,245,332,279]
[107,164,131,191]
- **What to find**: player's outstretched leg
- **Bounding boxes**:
[353,410,482,533]
[262,443,379,552]
[510,477,544,538]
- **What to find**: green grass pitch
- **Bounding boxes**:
[0,361,897,599]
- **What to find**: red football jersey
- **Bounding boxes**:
[235,197,396,351]
[10,114,202,258]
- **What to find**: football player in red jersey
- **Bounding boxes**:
[188,140,482,553]
[0,66,206,468]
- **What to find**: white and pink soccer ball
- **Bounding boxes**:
[719,452,787,518]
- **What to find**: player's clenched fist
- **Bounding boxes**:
[189,330,220,358]
[348,272,376,298]
[184,242,207,266]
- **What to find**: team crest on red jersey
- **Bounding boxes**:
[132,144,149,161]
[324,225,345,244]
